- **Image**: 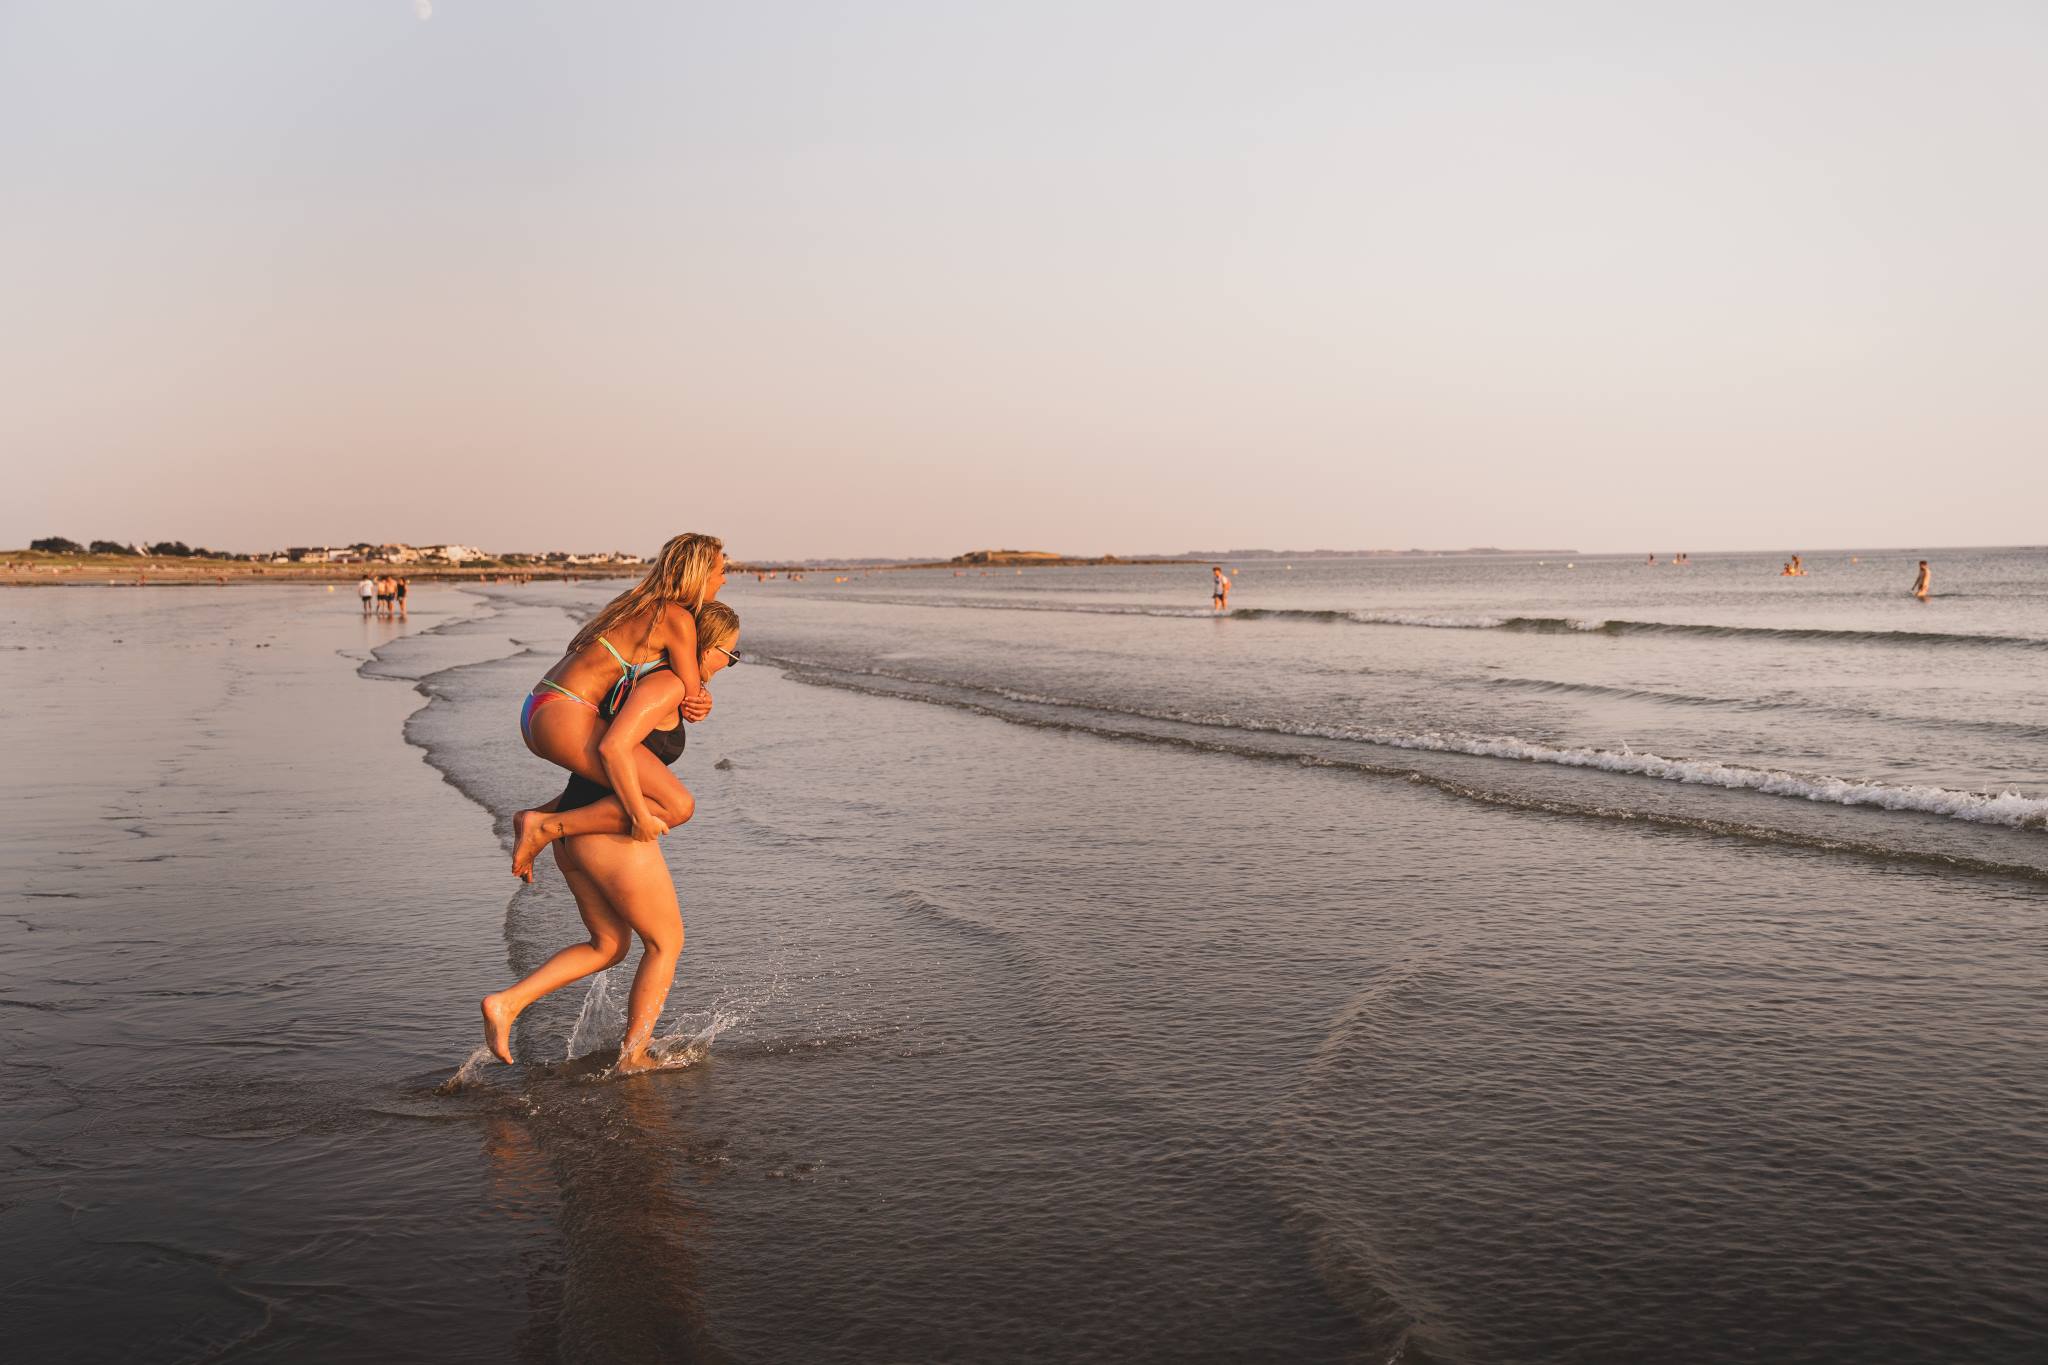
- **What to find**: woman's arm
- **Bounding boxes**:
[659,606,704,700]
[597,670,687,841]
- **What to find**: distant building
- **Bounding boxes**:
[422,544,487,564]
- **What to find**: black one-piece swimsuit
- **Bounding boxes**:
[556,715,686,813]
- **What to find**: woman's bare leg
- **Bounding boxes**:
[565,833,685,1074]
[519,767,694,859]
[512,703,696,880]
[479,840,631,1063]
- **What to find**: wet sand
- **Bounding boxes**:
[5,568,2046,1362]
[0,585,551,1359]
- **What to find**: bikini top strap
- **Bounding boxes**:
[597,635,632,674]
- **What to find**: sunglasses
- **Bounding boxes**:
[713,645,743,666]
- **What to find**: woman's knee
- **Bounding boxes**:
[638,923,684,958]
[590,932,630,965]
[651,786,695,827]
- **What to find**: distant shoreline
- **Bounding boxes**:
[730,554,1194,573]
[2,548,1562,585]
[729,547,1583,572]
[10,544,2009,587]
[0,554,636,587]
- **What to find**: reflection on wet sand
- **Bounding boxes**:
[483,1061,726,1363]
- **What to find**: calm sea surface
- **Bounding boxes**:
[3,549,2045,1363]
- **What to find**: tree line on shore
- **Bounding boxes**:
[31,536,232,559]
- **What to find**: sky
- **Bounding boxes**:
[4,1,2045,559]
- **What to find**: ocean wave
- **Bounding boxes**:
[766,660,2048,885]
[1485,675,2048,741]
[1363,730,2048,828]
[758,653,2048,835]
[1248,608,2048,647]
[1487,676,1741,707]
[1235,607,1513,629]
[778,591,2048,648]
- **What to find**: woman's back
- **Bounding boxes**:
[539,609,669,704]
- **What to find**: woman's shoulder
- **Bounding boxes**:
[650,602,699,641]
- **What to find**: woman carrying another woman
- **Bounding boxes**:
[511,532,726,880]
[482,601,742,1073]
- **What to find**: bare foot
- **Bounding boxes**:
[510,809,550,882]
[481,993,518,1064]
[614,1046,658,1076]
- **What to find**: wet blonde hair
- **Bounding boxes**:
[695,601,739,658]
[568,533,725,654]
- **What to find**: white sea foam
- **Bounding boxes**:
[789,661,2048,834]
[1343,610,1512,629]
[1363,731,2048,829]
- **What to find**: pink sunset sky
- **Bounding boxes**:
[6,1,2046,558]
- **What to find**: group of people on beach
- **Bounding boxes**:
[479,532,740,1076]
[357,573,409,618]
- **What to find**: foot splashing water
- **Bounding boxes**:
[436,1045,498,1095]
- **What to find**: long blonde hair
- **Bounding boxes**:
[568,532,724,654]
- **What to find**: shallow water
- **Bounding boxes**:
[3,554,2045,1362]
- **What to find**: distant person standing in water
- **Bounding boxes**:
[358,573,375,615]
[395,576,409,618]
[1212,566,1230,613]
[1912,560,1932,600]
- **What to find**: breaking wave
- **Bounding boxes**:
[758,654,2048,837]
[1244,608,2048,647]
[785,592,2048,648]
[1482,675,2048,741]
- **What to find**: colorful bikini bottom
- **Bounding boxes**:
[519,685,595,745]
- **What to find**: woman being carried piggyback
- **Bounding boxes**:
[511,532,727,879]
[483,600,743,1073]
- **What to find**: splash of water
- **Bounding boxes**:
[565,969,622,1059]
[435,1045,496,1094]
[650,1008,742,1063]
